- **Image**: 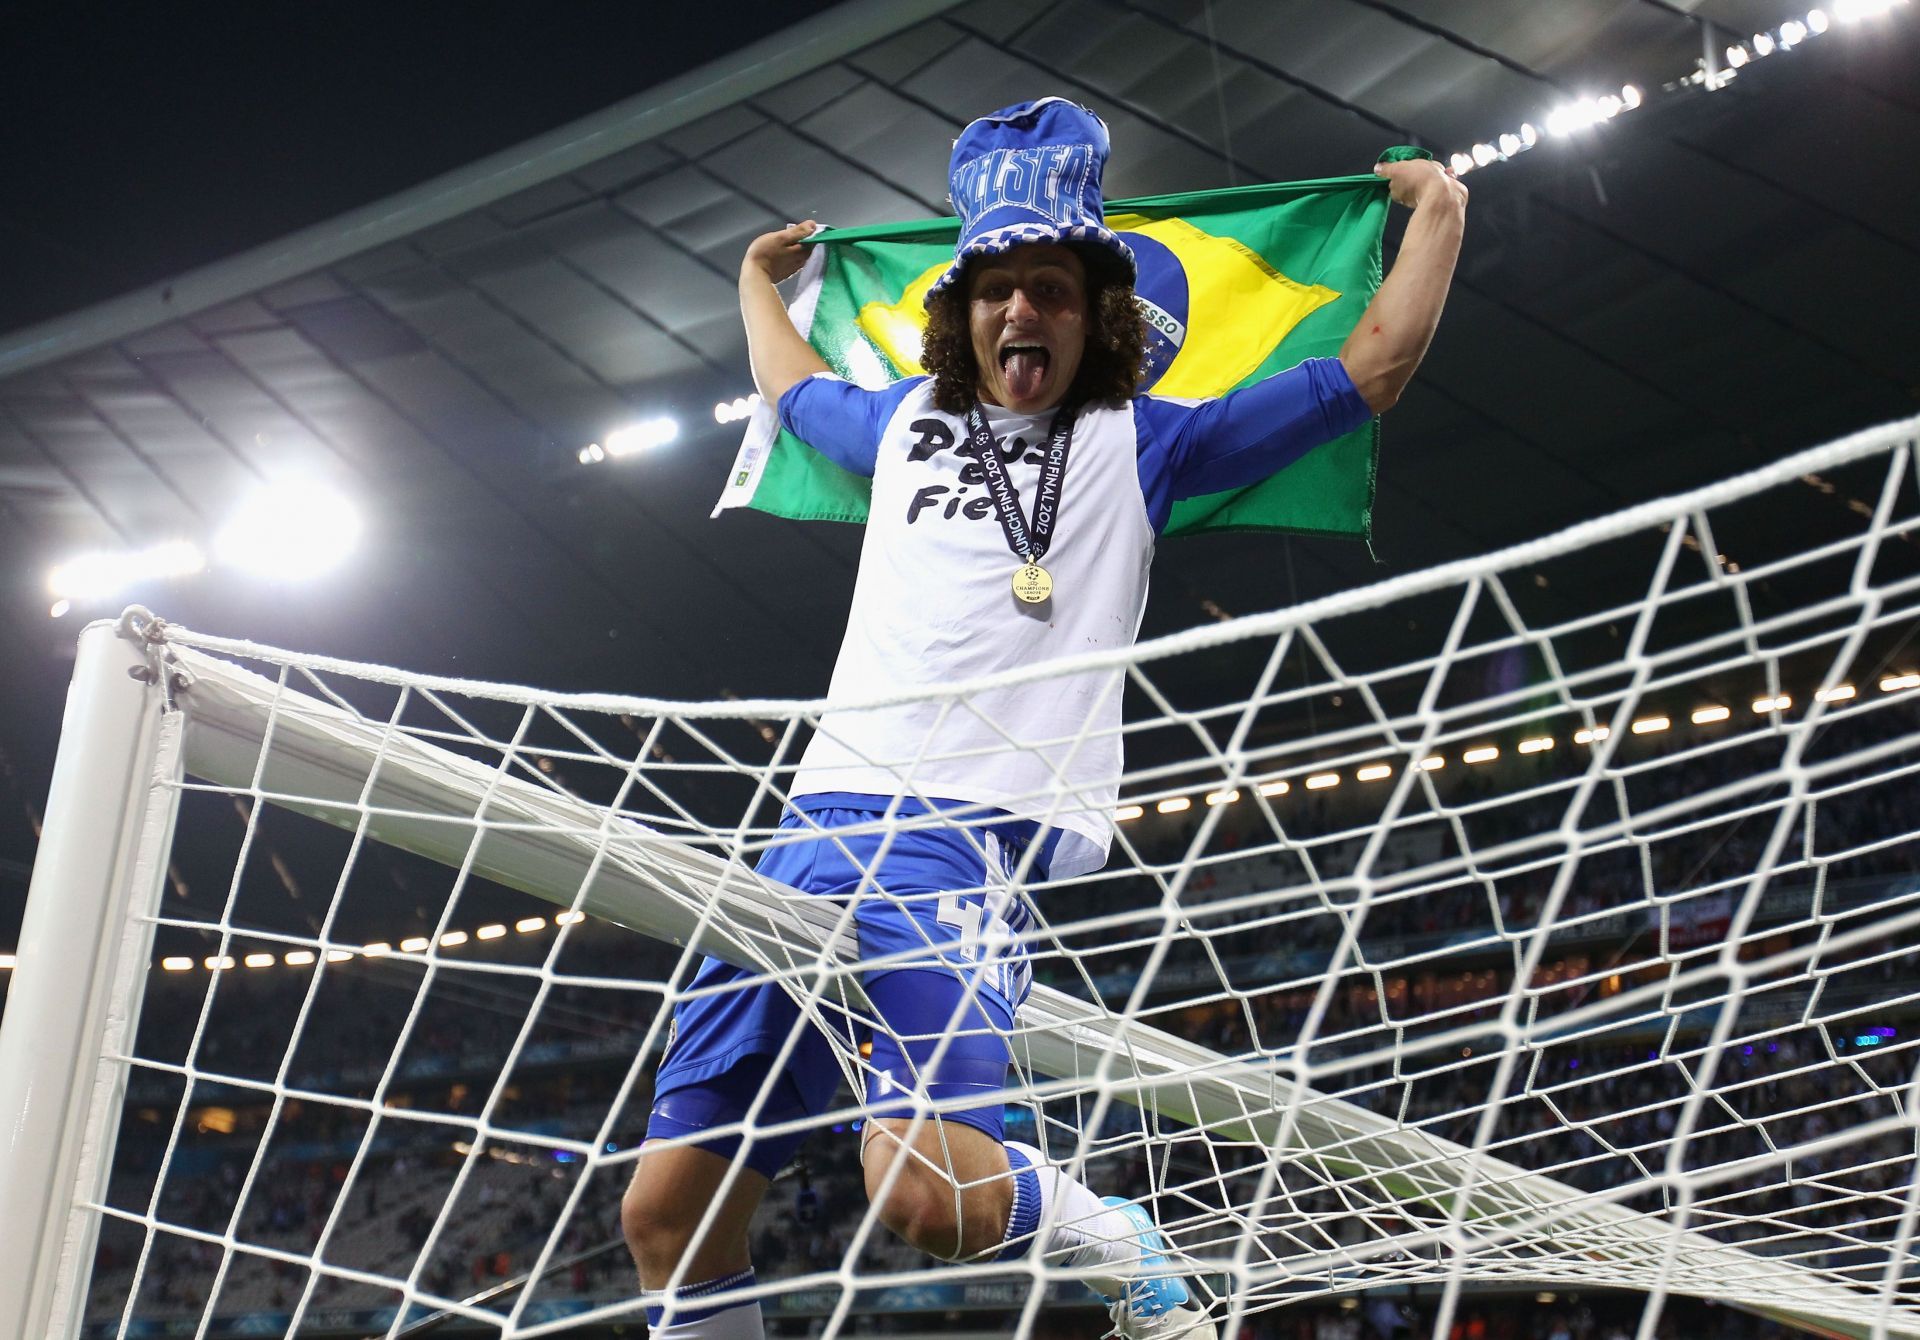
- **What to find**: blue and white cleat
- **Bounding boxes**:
[1100,1196,1218,1340]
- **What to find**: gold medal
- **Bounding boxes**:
[1012,563,1053,604]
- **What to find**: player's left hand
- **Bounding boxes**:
[1374,157,1468,212]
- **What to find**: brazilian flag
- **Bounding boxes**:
[713,174,1391,540]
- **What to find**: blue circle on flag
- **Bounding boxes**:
[1127,231,1188,392]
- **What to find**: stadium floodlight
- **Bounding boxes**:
[49,600,70,619]
[1692,705,1732,724]
[1156,796,1191,814]
[215,480,360,580]
[1632,715,1671,734]
[1113,803,1144,822]
[47,540,205,605]
[602,415,679,458]
[713,393,762,425]
[1204,788,1241,806]
[1305,771,1341,789]
[1462,745,1499,764]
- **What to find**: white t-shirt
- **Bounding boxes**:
[780,360,1370,877]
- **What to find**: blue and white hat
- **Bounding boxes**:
[927,97,1137,301]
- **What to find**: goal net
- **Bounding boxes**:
[7,412,1920,1340]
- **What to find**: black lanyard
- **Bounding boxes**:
[963,401,1075,566]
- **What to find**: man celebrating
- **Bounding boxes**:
[624,98,1465,1339]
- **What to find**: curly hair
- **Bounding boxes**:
[920,245,1146,415]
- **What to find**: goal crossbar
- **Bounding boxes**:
[164,635,1920,1338]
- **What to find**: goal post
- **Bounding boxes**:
[7,412,1920,1339]
[0,619,182,1340]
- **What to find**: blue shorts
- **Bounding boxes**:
[646,801,1050,1178]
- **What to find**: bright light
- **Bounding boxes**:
[1816,684,1857,702]
[216,480,361,580]
[204,955,236,970]
[1463,746,1499,764]
[1416,755,1445,771]
[242,952,273,968]
[438,930,469,948]
[363,941,392,957]
[48,539,205,601]
[1450,152,1475,175]
[1753,31,1777,55]
[1113,804,1144,822]
[1808,8,1831,32]
[1156,796,1192,814]
[1305,772,1341,790]
[1519,122,1539,146]
[0,955,13,971]
[1471,142,1498,166]
[1498,133,1521,157]
[1258,779,1290,796]
[603,416,680,457]
[161,956,194,972]
[1691,706,1731,724]
[1880,673,1920,692]
[1574,726,1611,744]
[1356,763,1394,782]
[1631,716,1671,734]
[1518,736,1555,755]
[399,936,430,953]
[477,923,507,941]
[284,950,317,966]
[1204,788,1241,806]
[325,949,353,963]
[714,394,762,425]
[49,599,71,618]
[555,910,586,926]
[1620,85,1642,110]
[514,916,547,934]
[578,443,606,465]
[1752,694,1793,714]
[1780,19,1808,44]
[1726,44,1750,66]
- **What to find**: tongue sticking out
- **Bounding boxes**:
[1003,349,1049,402]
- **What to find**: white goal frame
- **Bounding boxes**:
[6,414,1920,1339]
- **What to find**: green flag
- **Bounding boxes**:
[714,174,1390,539]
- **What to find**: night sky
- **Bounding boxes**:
[0,2,844,332]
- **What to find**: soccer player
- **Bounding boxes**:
[624,97,1466,1339]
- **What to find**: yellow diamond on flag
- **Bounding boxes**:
[853,213,1341,398]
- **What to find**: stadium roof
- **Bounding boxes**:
[2,0,1916,908]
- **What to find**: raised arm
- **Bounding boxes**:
[739,221,831,404]
[1338,159,1468,414]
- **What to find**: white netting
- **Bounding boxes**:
[60,413,1920,1338]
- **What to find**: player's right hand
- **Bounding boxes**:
[741,220,820,284]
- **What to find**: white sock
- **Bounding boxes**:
[1000,1139,1144,1297]
[646,1267,765,1338]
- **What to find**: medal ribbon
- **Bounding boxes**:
[963,401,1075,567]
